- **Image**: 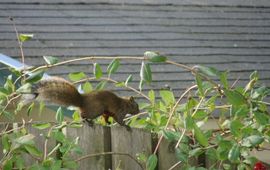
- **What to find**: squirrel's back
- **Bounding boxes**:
[33,77,83,107]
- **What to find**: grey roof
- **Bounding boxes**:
[1,0,270,99]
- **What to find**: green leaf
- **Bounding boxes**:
[63,161,78,169]
[43,56,58,65]
[146,154,157,170]
[149,55,167,62]
[25,70,45,83]
[3,159,12,170]
[140,62,152,84]
[230,120,244,137]
[15,156,24,170]
[14,134,35,146]
[194,125,209,147]
[32,123,51,130]
[72,110,81,121]
[220,71,229,89]
[254,111,269,125]
[189,148,203,157]
[175,148,188,162]
[95,81,107,90]
[24,144,42,157]
[192,110,208,120]
[19,34,34,42]
[195,74,204,96]
[82,82,92,93]
[148,90,155,104]
[185,115,195,130]
[27,102,35,116]
[52,131,66,143]
[242,135,264,147]
[228,144,240,163]
[16,83,31,93]
[56,107,64,123]
[139,79,144,91]
[163,130,180,141]
[93,63,103,79]
[52,160,62,170]
[136,152,147,163]
[159,90,175,106]
[68,72,86,81]
[195,65,220,77]
[2,134,10,153]
[125,74,133,86]
[206,148,217,161]
[115,82,125,87]
[107,59,120,76]
[144,51,167,63]
[224,89,247,106]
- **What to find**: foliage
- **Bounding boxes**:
[0,44,269,169]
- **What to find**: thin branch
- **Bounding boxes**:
[9,17,25,67]
[0,120,25,136]
[75,151,144,169]
[23,56,144,77]
[0,93,22,117]
[174,129,186,149]
[47,143,61,158]
[252,100,270,106]
[168,161,182,170]
[75,77,150,101]
[153,85,198,154]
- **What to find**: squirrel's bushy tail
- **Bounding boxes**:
[22,77,83,107]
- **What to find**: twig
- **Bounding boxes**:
[0,120,25,136]
[47,143,61,158]
[75,151,144,169]
[168,161,182,170]
[153,85,198,154]
[75,77,150,101]
[0,93,22,117]
[174,129,186,149]
[252,100,270,106]
[231,77,240,88]
[9,17,25,67]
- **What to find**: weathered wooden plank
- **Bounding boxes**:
[3,47,270,57]
[2,17,270,26]
[110,127,152,170]
[0,123,8,159]
[4,39,270,48]
[67,125,111,170]
[1,0,270,7]
[11,55,270,65]
[158,139,198,169]
[23,123,56,166]
[3,32,270,42]
[2,8,270,19]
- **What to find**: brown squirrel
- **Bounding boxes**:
[22,77,139,128]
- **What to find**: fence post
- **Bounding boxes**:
[67,124,111,170]
[110,127,152,170]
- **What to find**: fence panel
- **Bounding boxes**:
[67,125,111,170]
[110,127,152,170]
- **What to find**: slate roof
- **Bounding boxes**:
[0,0,270,99]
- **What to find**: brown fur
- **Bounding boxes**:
[34,77,139,127]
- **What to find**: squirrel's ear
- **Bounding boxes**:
[129,96,134,102]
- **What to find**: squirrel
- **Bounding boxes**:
[22,77,139,129]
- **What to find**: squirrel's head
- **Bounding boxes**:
[128,96,139,115]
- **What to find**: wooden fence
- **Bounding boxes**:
[0,123,200,170]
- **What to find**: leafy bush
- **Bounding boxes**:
[0,33,269,169]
